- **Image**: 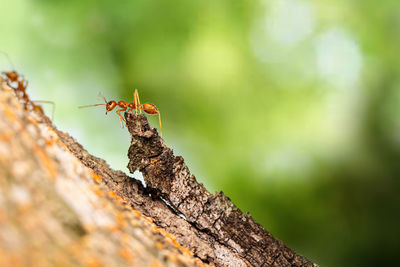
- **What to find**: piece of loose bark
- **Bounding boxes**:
[126,112,317,267]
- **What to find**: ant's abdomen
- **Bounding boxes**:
[142,103,158,114]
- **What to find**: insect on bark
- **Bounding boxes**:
[79,89,162,137]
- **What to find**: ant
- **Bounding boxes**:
[3,70,29,100]
[79,89,162,137]
[0,51,54,118]
[1,70,55,118]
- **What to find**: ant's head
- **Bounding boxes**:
[3,71,19,82]
[99,94,116,114]
[105,100,117,114]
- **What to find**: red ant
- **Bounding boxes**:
[79,89,162,137]
[1,70,55,118]
[3,71,28,100]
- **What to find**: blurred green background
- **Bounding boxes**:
[1,0,400,266]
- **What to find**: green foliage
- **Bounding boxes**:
[1,0,400,266]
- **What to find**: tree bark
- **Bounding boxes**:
[125,113,316,267]
[0,74,317,267]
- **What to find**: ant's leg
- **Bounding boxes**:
[116,107,125,128]
[141,103,162,137]
[34,100,55,120]
[134,89,142,114]
[133,89,138,114]
[158,111,162,138]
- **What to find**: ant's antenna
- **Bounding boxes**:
[34,100,56,120]
[97,92,108,103]
[78,103,105,109]
[78,92,107,109]
[0,51,15,70]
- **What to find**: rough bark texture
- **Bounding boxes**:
[125,113,316,267]
[0,72,317,267]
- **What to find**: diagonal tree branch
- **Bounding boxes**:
[125,112,316,267]
[0,71,317,266]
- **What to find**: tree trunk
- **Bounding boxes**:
[0,74,316,267]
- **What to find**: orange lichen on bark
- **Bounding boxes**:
[0,209,5,223]
[112,197,125,206]
[144,216,154,224]
[25,116,39,126]
[154,227,193,257]
[115,211,127,229]
[123,205,195,260]
[107,191,118,199]
[3,105,19,123]
[194,258,207,266]
[106,224,121,233]
[151,259,163,267]
[155,241,163,250]
[120,233,131,245]
[93,188,105,197]
[167,254,178,264]
[34,145,57,179]
[83,257,102,267]
[0,130,12,142]
[0,253,22,267]
[68,241,105,267]
[119,247,134,263]
[132,209,141,217]
[108,192,126,206]
[45,138,54,146]
[90,172,102,183]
